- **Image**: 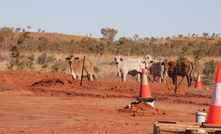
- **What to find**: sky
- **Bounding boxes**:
[1,0,221,40]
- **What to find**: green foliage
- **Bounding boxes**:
[93,66,100,73]
[51,60,68,73]
[17,32,32,45]
[101,28,118,41]
[8,54,35,71]
[37,53,56,65]
[1,26,221,64]
[0,27,14,43]
[192,49,207,62]
[203,60,216,76]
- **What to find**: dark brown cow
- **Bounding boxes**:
[149,59,168,83]
[167,60,194,87]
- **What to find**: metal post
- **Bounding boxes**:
[80,56,86,86]
[175,60,178,93]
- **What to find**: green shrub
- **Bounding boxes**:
[37,53,56,65]
[51,61,69,74]
[203,60,216,76]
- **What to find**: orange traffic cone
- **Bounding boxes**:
[137,69,155,106]
[195,72,202,89]
[139,69,152,98]
[205,63,221,126]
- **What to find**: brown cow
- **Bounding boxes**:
[167,60,194,87]
[66,55,95,81]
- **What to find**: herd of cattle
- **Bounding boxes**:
[66,55,195,87]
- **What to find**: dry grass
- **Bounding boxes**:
[0,51,220,83]
[0,52,119,79]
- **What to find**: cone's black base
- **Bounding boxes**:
[137,97,155,102]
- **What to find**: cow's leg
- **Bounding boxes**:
[117,72,121,77]
[87,74,93,81]
[186,75,192,87]
[137,72,141,82]
[153,75,157,83]
[158,76,162,83]
[71,71,77,79]
[162,76,166,83]
[77,73,81,79]
[122,72,127,82]
[117,68,121,77]
[90,74,93,81]
[172,76,176,85]
[118,71,123,81]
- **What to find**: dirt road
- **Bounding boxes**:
[0,71,212,134]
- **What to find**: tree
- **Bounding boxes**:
[100,28,118,41]
[15,28,21,32]
[27,26,31,30]
[133,34,139,42]
[202,32,209,37]
[0,27,14,44]
[178,34,183,38]
[38,28,41,32]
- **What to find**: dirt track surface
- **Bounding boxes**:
[0,71,213,134]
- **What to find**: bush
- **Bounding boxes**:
[8,54,35,71]
[51,60,69,74]
[37,53,56,65]
[203,60,216,76]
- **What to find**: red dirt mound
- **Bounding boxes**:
[118,101,169,116]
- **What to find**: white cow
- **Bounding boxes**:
[113,55,153,82]
[149,59,168,83]
[66,55,95,81]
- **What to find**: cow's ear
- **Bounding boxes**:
[74,57,79,60]
[66,57,70,61]
[120,58,123,61]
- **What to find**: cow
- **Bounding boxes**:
[149,59,168,83]
[66,55,95,81]
[113,55,153,82]
[167,60,194,87]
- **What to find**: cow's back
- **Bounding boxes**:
[127,58,145,71]
[168,60,193,77]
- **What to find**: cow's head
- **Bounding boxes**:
[66,55,79,64]
[113,55,123,65]
[167,61,177,77]
[143,54,153,69]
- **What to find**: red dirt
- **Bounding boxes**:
[0,71,213,134]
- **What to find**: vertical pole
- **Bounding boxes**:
[80,56,86,86]
[175,60,178,93]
